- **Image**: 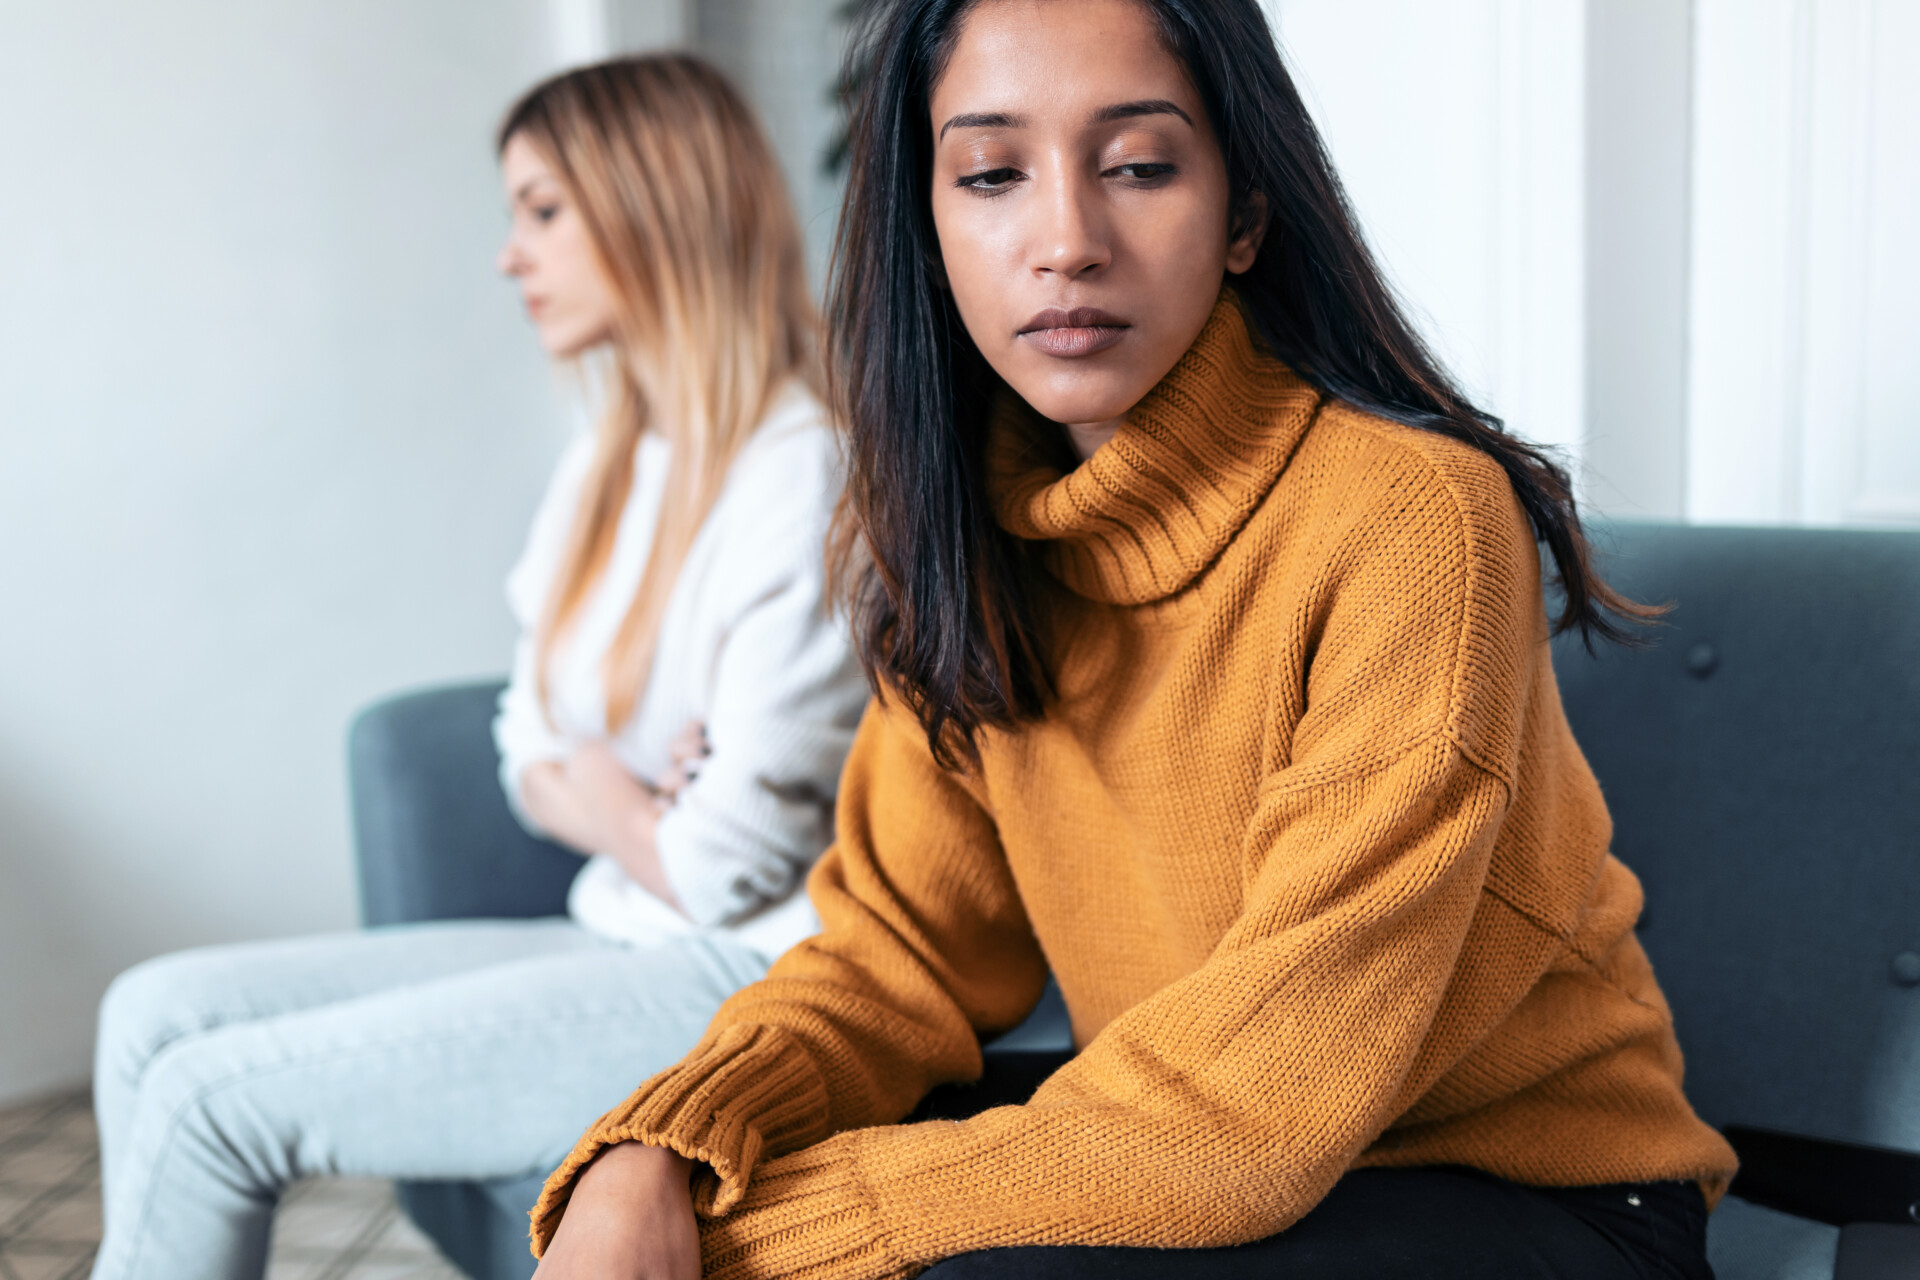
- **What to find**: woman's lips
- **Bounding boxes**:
[1017,307,1129,357]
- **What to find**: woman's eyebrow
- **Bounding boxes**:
[1091,99,1193,127]
[936,99,1192,143]
[938,111,1025,141]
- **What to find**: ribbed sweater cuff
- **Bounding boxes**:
[700,1138,907,1280]
[529,1023,828,1254]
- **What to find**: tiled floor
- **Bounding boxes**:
[0,1090,464,1280]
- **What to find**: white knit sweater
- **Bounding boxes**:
[492,384,868,960]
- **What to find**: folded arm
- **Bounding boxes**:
[649,555,869,927]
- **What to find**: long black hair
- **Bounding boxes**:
[828,0,1654,763]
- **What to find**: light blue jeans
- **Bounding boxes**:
[90,918,768,1280]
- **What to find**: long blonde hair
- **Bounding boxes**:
[500,55,822,730]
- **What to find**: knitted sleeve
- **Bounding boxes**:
[529,696,1054,1245]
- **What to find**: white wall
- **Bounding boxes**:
[1687,0,1920,525]
[0,0,572,1102]
[1584,0,1693,520]
[1265,0,1588,463]
[554,0,695,69]
[1271,0,1919,529]
[696,0,851,290]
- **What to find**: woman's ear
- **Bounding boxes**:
[1226,192,1270,275]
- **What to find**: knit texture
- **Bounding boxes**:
[530,292,1737,1277]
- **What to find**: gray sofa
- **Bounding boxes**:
[348,522,1920,1280]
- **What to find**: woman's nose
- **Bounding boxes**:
[497,238,527,277]
[1033,175,1110,279]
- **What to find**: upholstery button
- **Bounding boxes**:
[1892,952,1920,986]
[1685,643,1718,678]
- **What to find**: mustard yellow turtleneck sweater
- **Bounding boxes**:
[530,293,1737,1277]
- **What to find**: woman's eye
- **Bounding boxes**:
[1112,163,1176,183]
[958,167,1021,193]
[532,204,561,224]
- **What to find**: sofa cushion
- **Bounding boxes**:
[1708,1196,1840,1280]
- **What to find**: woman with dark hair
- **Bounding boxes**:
[531,3,1734,1277]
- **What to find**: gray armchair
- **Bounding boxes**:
[349,523,1920,1280]
[348,682,572,1280]
[1549,524,1920,1280]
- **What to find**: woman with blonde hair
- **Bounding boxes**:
[89,54,866,1280]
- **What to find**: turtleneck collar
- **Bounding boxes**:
[988,290,1323,606]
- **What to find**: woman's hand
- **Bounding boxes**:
[655,720,711,800]
[522,743,687,912]
[534,1142,700,1280]
[564,743,685,910]
[565,741,663,841]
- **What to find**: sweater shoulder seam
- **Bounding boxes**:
[1480,883,1664,1014]
[1479,878,1567,945]
[1319,407,1526,788]
[1255,730,1509,804]
[1442,726,1511,792]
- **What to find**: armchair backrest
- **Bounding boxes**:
[1550,523,1920,1152]
[348,680,580,926]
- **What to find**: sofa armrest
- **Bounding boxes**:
[348,679,581,926]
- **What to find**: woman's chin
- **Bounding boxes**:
[992,342,1177,429]
[1006,376,1148,431]
[540,323,612,362]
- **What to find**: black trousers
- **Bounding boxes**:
[910,1055,1714,1280]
